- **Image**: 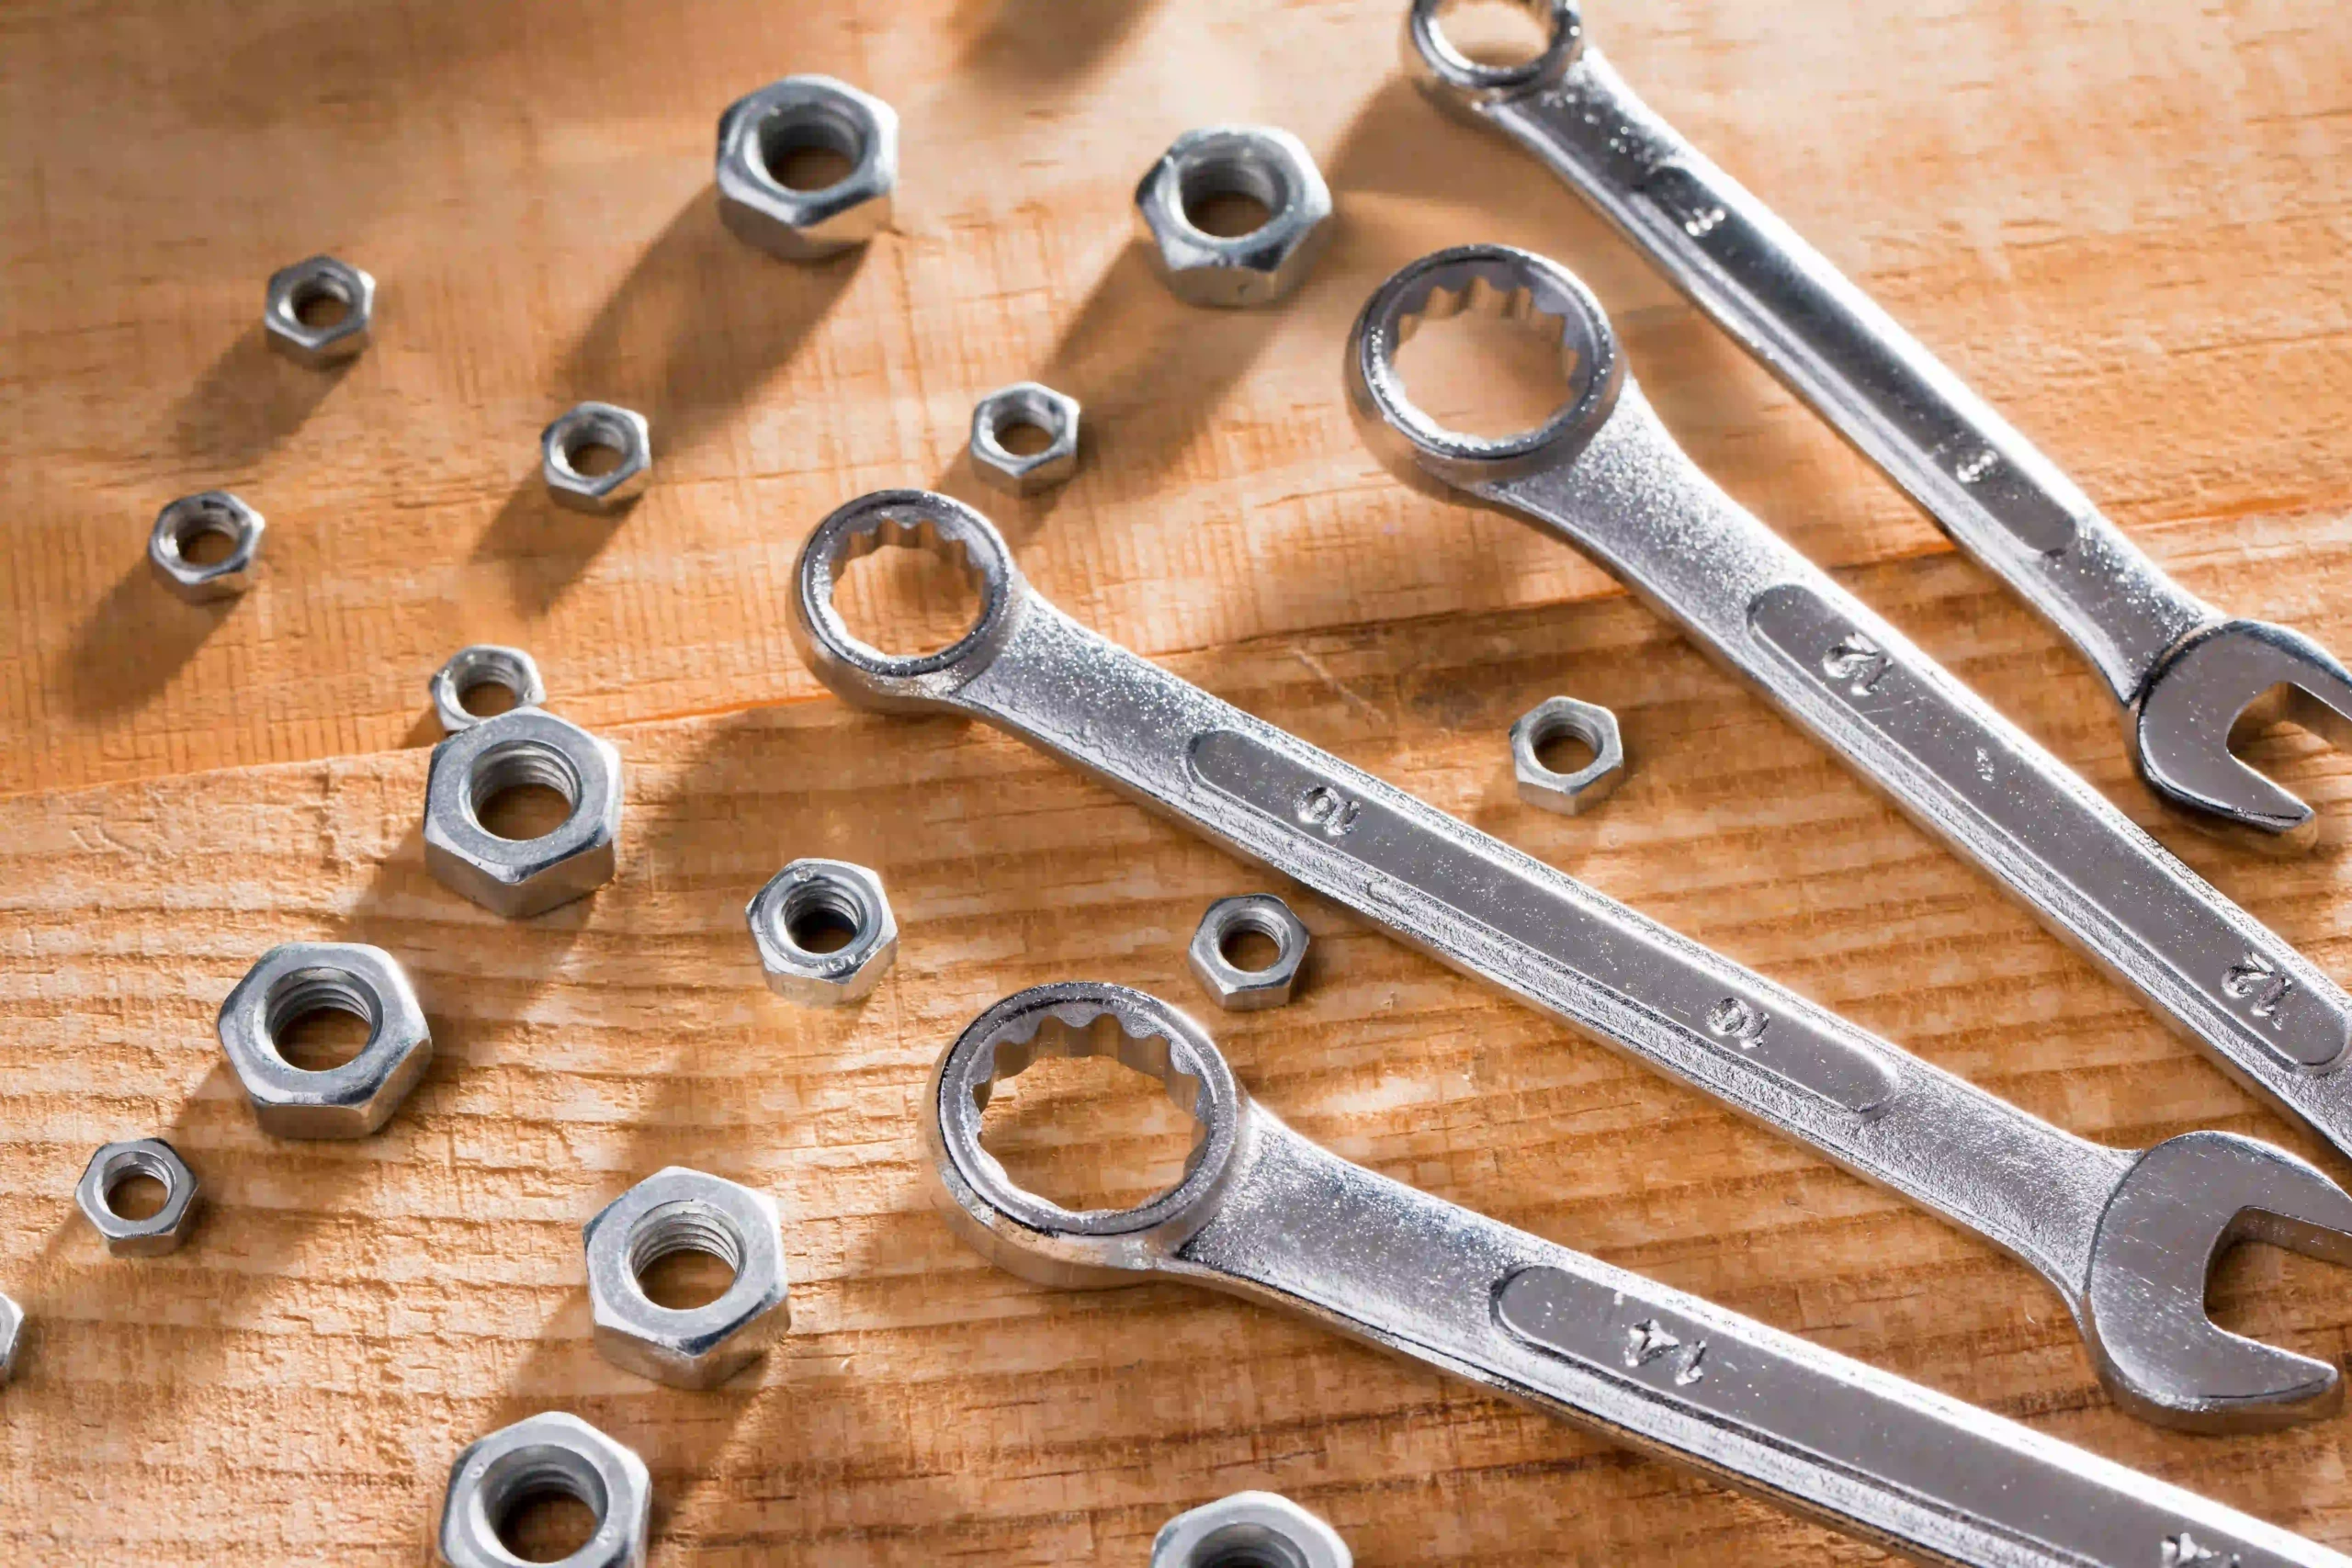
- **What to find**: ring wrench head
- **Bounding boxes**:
[1403,0,1584,114]
[925,981,1243,1292]
[2085,1131,2352,1430]
[2134,619,2352,848]
[789,488,1024,715]
[1345,244,1623,498]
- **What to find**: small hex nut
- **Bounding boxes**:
[747,860,898,1005]
[430,645,548,734]
[148,491,265,603]
[1511,695,1624,815]
[717,75,898,261]
[264,254,375,367]
[439,1411,650,1568]
[0,1292,21,1385]
[74,1139,200,1258]
[217,942,433,1139]
[424,705,625,919]
[542,402,652,513]
[584,1167,790,1390]
[1188,895,1310,1012]
[969,382,1080,496]
[1136,126,1334,308]
[1152,1492,1351,1568]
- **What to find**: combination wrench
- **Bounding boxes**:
[789,487,2352,1431]
[929,981,2350,1568]
[1344,243,2352,1176]
[1398,0,2352,845]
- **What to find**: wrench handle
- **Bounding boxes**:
[1478,47,2210,705]
[1174,1111,2341,1568]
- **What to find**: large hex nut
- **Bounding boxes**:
[1152,1492,1351,1568]
[439,1411,650,1568]
[264,254,376,367]
[424,705,625,919]
[1136,126,1334,308]
[541,402,652,513]
[148,491,266,603]
[217,942,433,1139]
[746,859,898,1005]
[584,1167,789,1390]
[0,1292,21,1386]
[74,1139,200,1258]
[430,645,548,733]
[1510,695,1624,816]
[716,76,898,261]
[969,382,1080,495]
[1188,895,1310,1011]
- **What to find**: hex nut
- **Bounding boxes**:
[430,645,548,733]
[1188,895,1310,1012]
[969,382,1080,496]
[1510,695,1624,815]
[542,402,652,513]
[264,254,375,367]
[217,942,433,1139]
[148,491,266,603]
[424,705,625,919]
[438,1411,650,1568]
[716,75,898,261]
[1136,126,1334,308]
[1152,1492,1352,1568]
[74,1139,200,1258]
[0,1292,21,1386]
[746,859,898,1005]
[584,1168,790,1390]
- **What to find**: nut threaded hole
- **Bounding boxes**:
[467,739,583,842]
[1176,149,1291,239]
[1530,714,1600,776]
[262,967,384,1072]
[552,411,638,479]
[1216,917,1287,976]
[483,1447,608,1563]
[1188,1523,1315,1568]
[776,877,868,956]
[288,275,352,329]
[167,501,249,567]
[756,102,865,193]
[983,389,1067,457]
[100,1147,180,1223]
[628,1199,745,1311]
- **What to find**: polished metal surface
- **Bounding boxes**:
[264,254,375,367]
[148,491,265,602]
[1136,126,1334,308]
[0,1292,19,1386]
[1397,0,2352,844]
[582,1167,789,1390]
[927,983,2349,1568]
[716,75,898,262]
[430,645,547,734]
[74,1138,200,1258]
[969,381,1080,495]
[745,858,899,1004]
[791,488,2352,1430]
[1343,243,2352,1175]
[541,401,651,513]
[1151,1491,1351,1568]
[437,1410,650,1568]
[1188,893,1310,1011]
[1510,694,1623,814]
[216,942,433,1138]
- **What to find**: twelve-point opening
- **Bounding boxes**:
[168,499,249,568]
[775,874,870,958]
[288,273,353,331]
[264,965,384,1073]
[483,1443,608,1564]
[1176,144,1289,240]
[468,738,583,843]
[628,1198,745,1313]
[827,513,989,659]
[1186,1521,1317,1568]
[1391,270,1584,441]
[1426,0,1559,68]
[756,102,865,194]
[974,1011,1212,1214]
[100,1146,179,1224]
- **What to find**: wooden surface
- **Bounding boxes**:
[5,0,2352,1562]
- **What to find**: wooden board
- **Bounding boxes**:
[4,0,2352,1562]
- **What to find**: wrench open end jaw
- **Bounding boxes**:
[2134,619,2352,850]
[2084,1131,2352,1432]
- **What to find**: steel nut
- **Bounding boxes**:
[424,706,624,919]
[969,382,1080,495]
[584,1168,789,1390]
[746,859,898,1005]
[716,75,898,261]
[1152,1492,1351,1568]
[217,942,432,1139]
[1510,695,1624,815]
[0,1292,21,1386]
[430,645,547,734]
[1135,126,1334,308]
[74,1139,200,1258]
[264,254,375,367]
[542,402,652,513]
[1188,895,1310,1011]
[438,1411,650,1568]
[148,491,266,603]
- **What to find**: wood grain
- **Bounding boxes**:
[4,0,2352,1562]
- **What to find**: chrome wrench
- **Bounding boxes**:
[789,488,2352,1431]
[930,981,2350,1568]
[1344,243,2352,1176]
[1399,0,2352,845]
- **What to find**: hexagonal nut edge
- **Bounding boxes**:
[217,942,434,1139]
[1152,1492,1351,1568]
[584,1167,790,1390]
[439,1411,650,1568]
[74,1139,201,1258]
[1510,695,1624,816]
[969,382,1080,495]
[264,254,375,367]
[716,75,898,261]
[1187,894,1309,1011]
[746,859,898,1005]
[1135,126,1334,308]
[542,402,652,513]
[148,491,266,603]
[423,706,626,919]
[0,1292,22,1386]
